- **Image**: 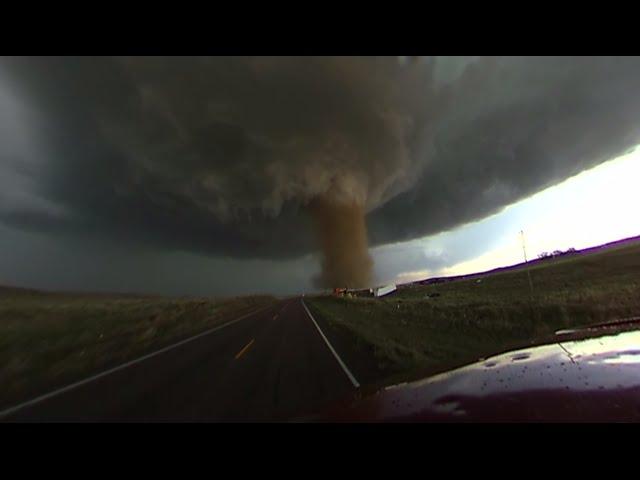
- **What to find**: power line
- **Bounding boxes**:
[520,229,535,300]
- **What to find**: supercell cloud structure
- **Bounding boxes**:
[2,56,640,272]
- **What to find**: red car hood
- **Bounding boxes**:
[314,322,640,422]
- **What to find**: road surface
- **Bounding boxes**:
[2,298,360,422]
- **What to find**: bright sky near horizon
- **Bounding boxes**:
[391,146,640,284]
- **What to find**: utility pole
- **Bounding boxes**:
[520,230,535,300]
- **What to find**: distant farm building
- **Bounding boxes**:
[332,284,398,298]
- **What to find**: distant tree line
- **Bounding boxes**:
[537,247,577,260]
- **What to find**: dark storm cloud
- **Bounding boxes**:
[2,56,640,260]
[0,223,315,296]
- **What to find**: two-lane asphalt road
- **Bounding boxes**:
[2,298,358,422]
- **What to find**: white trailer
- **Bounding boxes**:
[373,284,397,297]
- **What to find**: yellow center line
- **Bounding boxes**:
[234,339,255,360]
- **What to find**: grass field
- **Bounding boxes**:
[0,289,275,408]
[306,239,640,386]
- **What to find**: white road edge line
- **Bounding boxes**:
[301,299,360,389]
[0,304,274,420]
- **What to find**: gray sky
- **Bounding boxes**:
[2,56,640,296]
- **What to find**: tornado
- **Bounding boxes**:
[309,193,373,289]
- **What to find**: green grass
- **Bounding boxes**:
[307,240,640,385]
[0,289,275,408]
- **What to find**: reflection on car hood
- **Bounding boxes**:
[317,327,640,422]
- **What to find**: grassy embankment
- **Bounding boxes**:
[0,289,275,408]
[306,239,640,385]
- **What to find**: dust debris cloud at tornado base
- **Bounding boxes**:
[3,56,640,290]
